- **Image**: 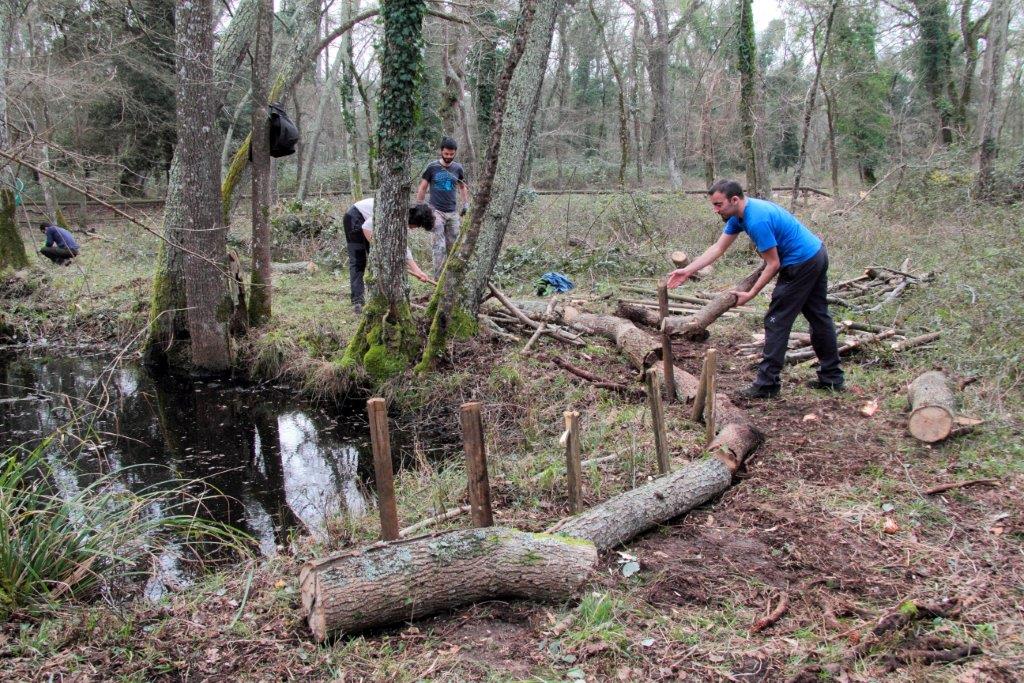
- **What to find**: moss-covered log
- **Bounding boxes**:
[551,424,763,552]
[299,527,597,639]
[0,189,29,270]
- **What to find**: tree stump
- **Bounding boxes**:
[907,371,956,443]
[300,527,597,640]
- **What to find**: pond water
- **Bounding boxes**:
[0,353,429,558]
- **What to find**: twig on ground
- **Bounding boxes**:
[750,593,789,633]
[924,479,999,496]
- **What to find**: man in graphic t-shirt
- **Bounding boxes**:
[667,180,844,398]
[416,137,470,278]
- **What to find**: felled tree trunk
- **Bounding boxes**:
[299,527,597,640]
[664,266,765,340]
[551,424,762,552]
[907,371,956,443]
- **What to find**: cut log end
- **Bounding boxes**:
[908,406,955,443]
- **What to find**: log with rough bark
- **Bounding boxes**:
[664,266,765,340]
[299,527,597,640]
[549,423,763,552]
[907,371,957,443]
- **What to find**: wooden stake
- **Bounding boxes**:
[367,397,399,541]
[690,350,710,423]
[460,401,493,527]
[658,281,676,402]
[564,411,582,513]
[703,349,718,443]
[644,368,670,474]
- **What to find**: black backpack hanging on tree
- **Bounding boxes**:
[267,102,299,158]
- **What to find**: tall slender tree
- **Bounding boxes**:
[975,0,1011,197]
[737,0,770,197]
[175,0,233,373]
[340,0,428,378]
[248,0,274,326]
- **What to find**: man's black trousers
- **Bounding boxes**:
[39,246,78,264]
[754,246,844,390]
[343,205,369,306]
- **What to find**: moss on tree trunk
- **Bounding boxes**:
[0,189,29,271]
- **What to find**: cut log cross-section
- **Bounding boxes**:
[664,266,765,340]
[300,527,598,640]
[907,371,957,443]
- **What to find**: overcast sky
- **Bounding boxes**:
[752,0,783,32]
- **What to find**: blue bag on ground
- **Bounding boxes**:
[536,271,575,296]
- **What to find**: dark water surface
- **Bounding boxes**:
[0,353,426,557]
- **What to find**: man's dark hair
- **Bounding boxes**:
[408,203,435,231]
[708,179,744,199]
[440,136,458,151]
[39,223,49,231]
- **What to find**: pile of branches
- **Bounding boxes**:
[737,320,941,366]
[827,260,934,312]
[477,285,585,351]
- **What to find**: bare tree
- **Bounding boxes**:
[975,0,1011,197]
[248,0,273,326]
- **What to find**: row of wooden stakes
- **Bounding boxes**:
[363,345,721,540]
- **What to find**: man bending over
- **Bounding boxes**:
[39,223,80,266]
[667,180,844,398]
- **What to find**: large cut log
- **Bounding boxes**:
[550,423,763,552]
[664,266,765,340]
[907,371,957,443]
[299,527,597,640]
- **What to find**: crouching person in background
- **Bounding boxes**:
[39,223,80,266]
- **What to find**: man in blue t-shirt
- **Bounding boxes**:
[416,137,470,279]
[667,180,843,398]
[38,223,81,266]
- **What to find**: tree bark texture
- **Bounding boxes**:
[588,0,629,188]
[299,527,597,639]
[907,371,956,443]
[340,0,363,203]
[340,0,427,379]
[247,0,273,327]
[975,0,1010,197]
[790,0,837,211]
[663,266,764,340]
[417,0,542,371]
[146,0,258,370]
[737,0,768,198]
[463,0,561,315]
[0,189,27,270]
[552,434,760,552]
[175,0,233,374]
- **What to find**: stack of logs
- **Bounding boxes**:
[737,320,942,366]
[827,261,934,312]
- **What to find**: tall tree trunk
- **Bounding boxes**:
[297,42,345,202]
[417,0,545,370]
[220,89,251,178]
[0,2,28,275]
[588,0,628,188]
[175,0,233,374]
[248,0,273,327]
[737,0,768,197]
[912,0,957,146]
[824,86,840,200]
[340,0,363,202]
[700,73,718,187]
[630,12,645,185]
[974,0,1010,197]
[145,0,258,372]
[791,0,837,211]
[339,0,428,379]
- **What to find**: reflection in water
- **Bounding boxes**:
[0,354,419,556]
